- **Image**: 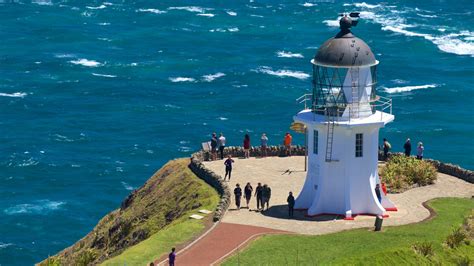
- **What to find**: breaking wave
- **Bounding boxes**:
[4,200,65,215]
[92,73,116,78]
[202,72,225,82]
[197,13,215,17]
[0,92,27,98]
[383,84,438,93]
[121,181,134,191]
[137,8,167,14]
[70,59,102,67]
[169,77,196,83]
[168,6,210,13]
[226,11,237,16]
[255,66,310,80]
[277,51,304,58]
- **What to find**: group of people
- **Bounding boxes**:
[233,182,272,211]
[382,138,424,160]
[209,132,293,160]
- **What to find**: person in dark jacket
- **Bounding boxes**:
[383,138,391,160]
[287,192,295,218]
[169,247,176,266]
[224,155,234,181]
[244,182,253,209]
[403,138,412,157]
[210,133,218,160]
[262,184,271,211]
[254,183,263,211]
[234,183,242,210]
[375,184,382,203]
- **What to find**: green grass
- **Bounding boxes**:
[223,198,473,265]
[101,209,214,266]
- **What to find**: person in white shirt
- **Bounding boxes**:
[218,133,226,160]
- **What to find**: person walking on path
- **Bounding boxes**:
[210,133,218,161]
[218,133,226,160]
[255,183,263,211]
[403,138,412,157]
[169,247,176,266]
[383,138,391,160]
[262,184,271,211]
[243,134,251,158]
[287,192,295,218]
[284,132,292,156]
[244,182,253,209]
[234,184,242,210]
[224,155,234,181]
[375,184,382,203]
[260,133,268,157]
[417,142,424,160]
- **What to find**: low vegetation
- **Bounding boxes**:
[223,198,474,265]
[40,159,219,265]
[380,155,437,193]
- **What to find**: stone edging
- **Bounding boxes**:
[189,152,231,222]
[379,152,473,184]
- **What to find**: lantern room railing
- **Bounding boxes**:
[296,93,392,121]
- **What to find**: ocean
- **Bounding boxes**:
[0,0,473,264]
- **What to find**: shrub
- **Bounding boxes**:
[412,241,434,257]
[380,155,437,193]
[445,227,467,249]
[456,256,471,266]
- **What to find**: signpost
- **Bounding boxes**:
[290,122,307,171]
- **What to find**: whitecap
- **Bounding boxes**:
[32,0,53,6]
[323,19,339,27]
[202,72,225,82]
[384,84,437,94]
[218,117,228,120]
[256,66,310,80]
[169,77,196,83]
[86,4,106,10]
[226,11,237,16]
[391,79,408,84]
[121,181,134,191]
[137,8,167,14]
[98,22,110,26]
[92,73,116,78]
[116,167,124,172]
[417,13,437,18]
[197,13,215,17]
[432,34,474,56]
[164,104,181,109]
[0,92,27,98]
[354,2,381,9]
[70,59,102,67]
[4,200,65,215]
[179,146,192,152]
[54,53,75,58]
[277,51,304,58]
[301,3,316,7]
[228,27,239,32]
[17,158,39,167]
[0,243,13,249]
[168,6,210,13]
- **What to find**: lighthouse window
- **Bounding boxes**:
[313,130,318,154]
[355,133,363,157]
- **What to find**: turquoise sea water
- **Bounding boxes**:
[0,0,473,264]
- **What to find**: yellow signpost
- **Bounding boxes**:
[290,122,307,171]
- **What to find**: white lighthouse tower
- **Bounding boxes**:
[294,14,396,219]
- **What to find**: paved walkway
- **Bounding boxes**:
[204,156,474,235]
[157,222,286,266]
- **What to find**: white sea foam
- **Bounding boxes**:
[0,92,27,98]
[70,59,102,67]
[32,0,53,6]
[197,13,215,17]
[92,73,116,78]
[209,28,238,33]
[323,19,340,27]
[354,2,381,9]
[137,8,167,14]
[168,6,210,13]
[0,243,13,249]
[17,158,39,167]
[218,117,228,120]
[4,200,65,215]
[226,11,237,16]
[384,84,437,94]
[301,3,316,7]
[417,13,437,18]
[256,66,310,80]
[86,4,106,10]
[169,77,196,83]
[54,53,75,58]
[277,51,304,58]
[52,134,75,142]
[121,181,134,191]
[164,104,181,109]
[228,27,239,32]
[202,72,225,82]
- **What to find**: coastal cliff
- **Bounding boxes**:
[39,158,219,265]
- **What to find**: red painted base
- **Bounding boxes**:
[384,207,398,212]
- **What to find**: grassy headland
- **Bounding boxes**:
[40,158,219,265]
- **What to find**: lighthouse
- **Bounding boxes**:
[294,14,396,219]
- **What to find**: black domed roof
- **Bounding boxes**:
[313,17,377,68]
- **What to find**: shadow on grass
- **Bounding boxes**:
[260,204,344,222]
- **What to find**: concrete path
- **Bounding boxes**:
[204,156,474,235]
